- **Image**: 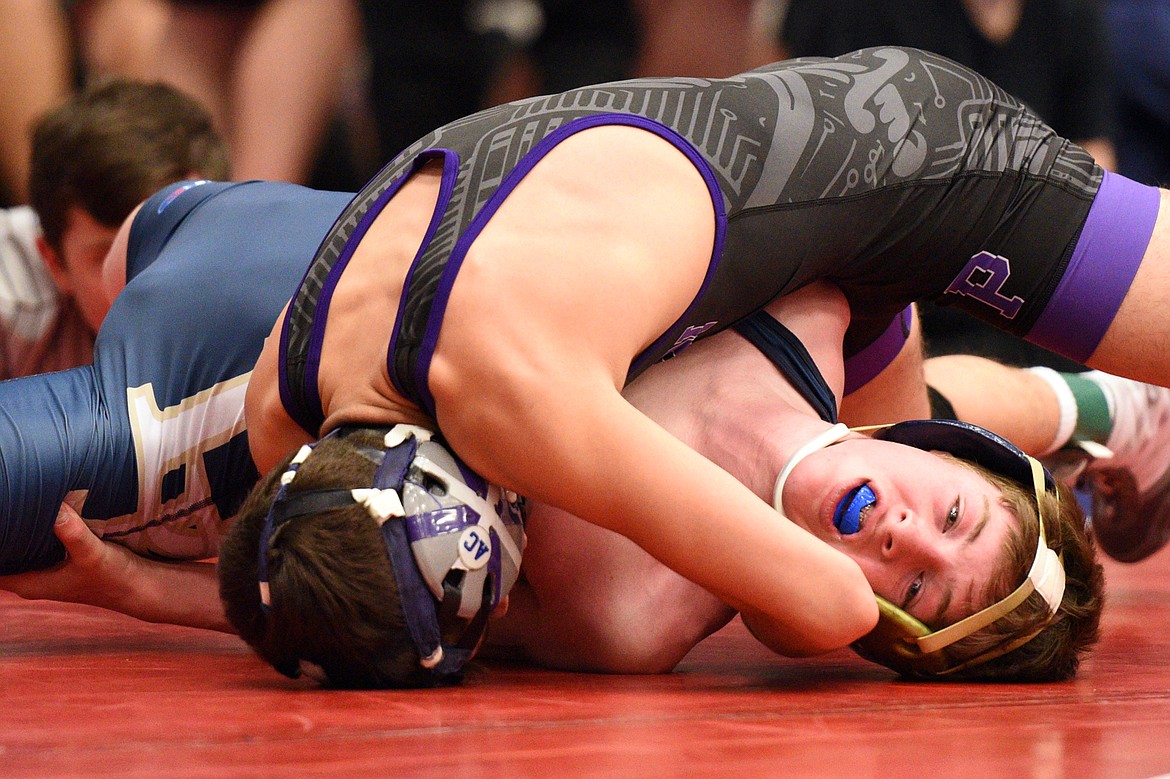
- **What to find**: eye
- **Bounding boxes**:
[944,499,960,530]
[903,575,924,609]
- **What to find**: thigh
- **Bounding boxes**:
[1090,188,1170,385]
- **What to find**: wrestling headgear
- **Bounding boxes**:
[257,424,526,680]
[859,419,1066,676]
[775,419,1067,677]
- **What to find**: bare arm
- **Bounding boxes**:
[436,358,878,656]
[0,503,231,632]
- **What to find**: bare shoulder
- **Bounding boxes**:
[429,123,722,473]
[244,310,313,474]
[101,202,142,302]
[488,502,735,673]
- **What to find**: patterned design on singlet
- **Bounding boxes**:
[281,46,1102,427]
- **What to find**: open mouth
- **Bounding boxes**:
[833,483,876,535]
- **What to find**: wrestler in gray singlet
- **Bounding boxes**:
[281,47,1154,432]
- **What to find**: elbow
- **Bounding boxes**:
[822,567,881,650]
[789,559,879,655]
[741,568,879,657]
[783,613,878,658]
[811,586,880,655]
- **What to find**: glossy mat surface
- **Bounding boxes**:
[3,553,1169,777]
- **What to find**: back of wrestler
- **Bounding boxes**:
[0,180,352,573]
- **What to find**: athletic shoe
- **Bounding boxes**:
[1080,373,1170,563]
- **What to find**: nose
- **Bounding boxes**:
[880,510,946,567]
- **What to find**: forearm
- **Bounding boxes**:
[0,506,233,632]
[446,379,878,655]
[111,559,232,632]
[4,556,232,633]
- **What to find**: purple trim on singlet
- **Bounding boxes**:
[1026,171,1160,363]
[843,306,913,395]
[386,151,461,404]
[275,306,297,427]
[408,113,728,417]
[277,150,456,430]
[275,278,308,433]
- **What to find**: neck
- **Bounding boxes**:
[626,329,842,503]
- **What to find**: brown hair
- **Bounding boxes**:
[29,79,230,249]
[938,457,1104,681]
[218,430,444,689]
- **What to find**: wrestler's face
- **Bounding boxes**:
[781,438,1017,629]
[38,205,119,332]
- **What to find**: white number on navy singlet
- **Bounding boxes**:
[83,373,251,559]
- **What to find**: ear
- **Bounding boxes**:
[36,234,72,295]
[489,594,510,620]
[100,202,140,303]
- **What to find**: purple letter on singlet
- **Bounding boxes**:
[944,252,1025,319]
[663,321,718,359]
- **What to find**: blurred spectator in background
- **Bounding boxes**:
[72,0,169,82]
[630,0,781,78]
[1,0,784,233]
[0,0,170,207]
[0,1,72,205]
[1,79,229,379]
[780,0,1117,369]
[1104,0,1170,186]
[152,0,361,185]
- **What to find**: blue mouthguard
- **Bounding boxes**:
[834,483,875,535]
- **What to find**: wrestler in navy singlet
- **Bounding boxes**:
[280,46,1158,433]
[0,181,351,573]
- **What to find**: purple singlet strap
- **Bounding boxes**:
[408,114,728,416]
[844,306,913,395]
[277,151,452,435]
[1026,171,1161,363]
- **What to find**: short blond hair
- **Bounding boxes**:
[939,456,1104,681]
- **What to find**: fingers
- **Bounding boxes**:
[0,505,100,602]
[53,503,101,563]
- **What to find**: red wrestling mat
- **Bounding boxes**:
[3,552,1170,778]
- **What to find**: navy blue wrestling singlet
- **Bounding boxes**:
[0,181,352,573]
